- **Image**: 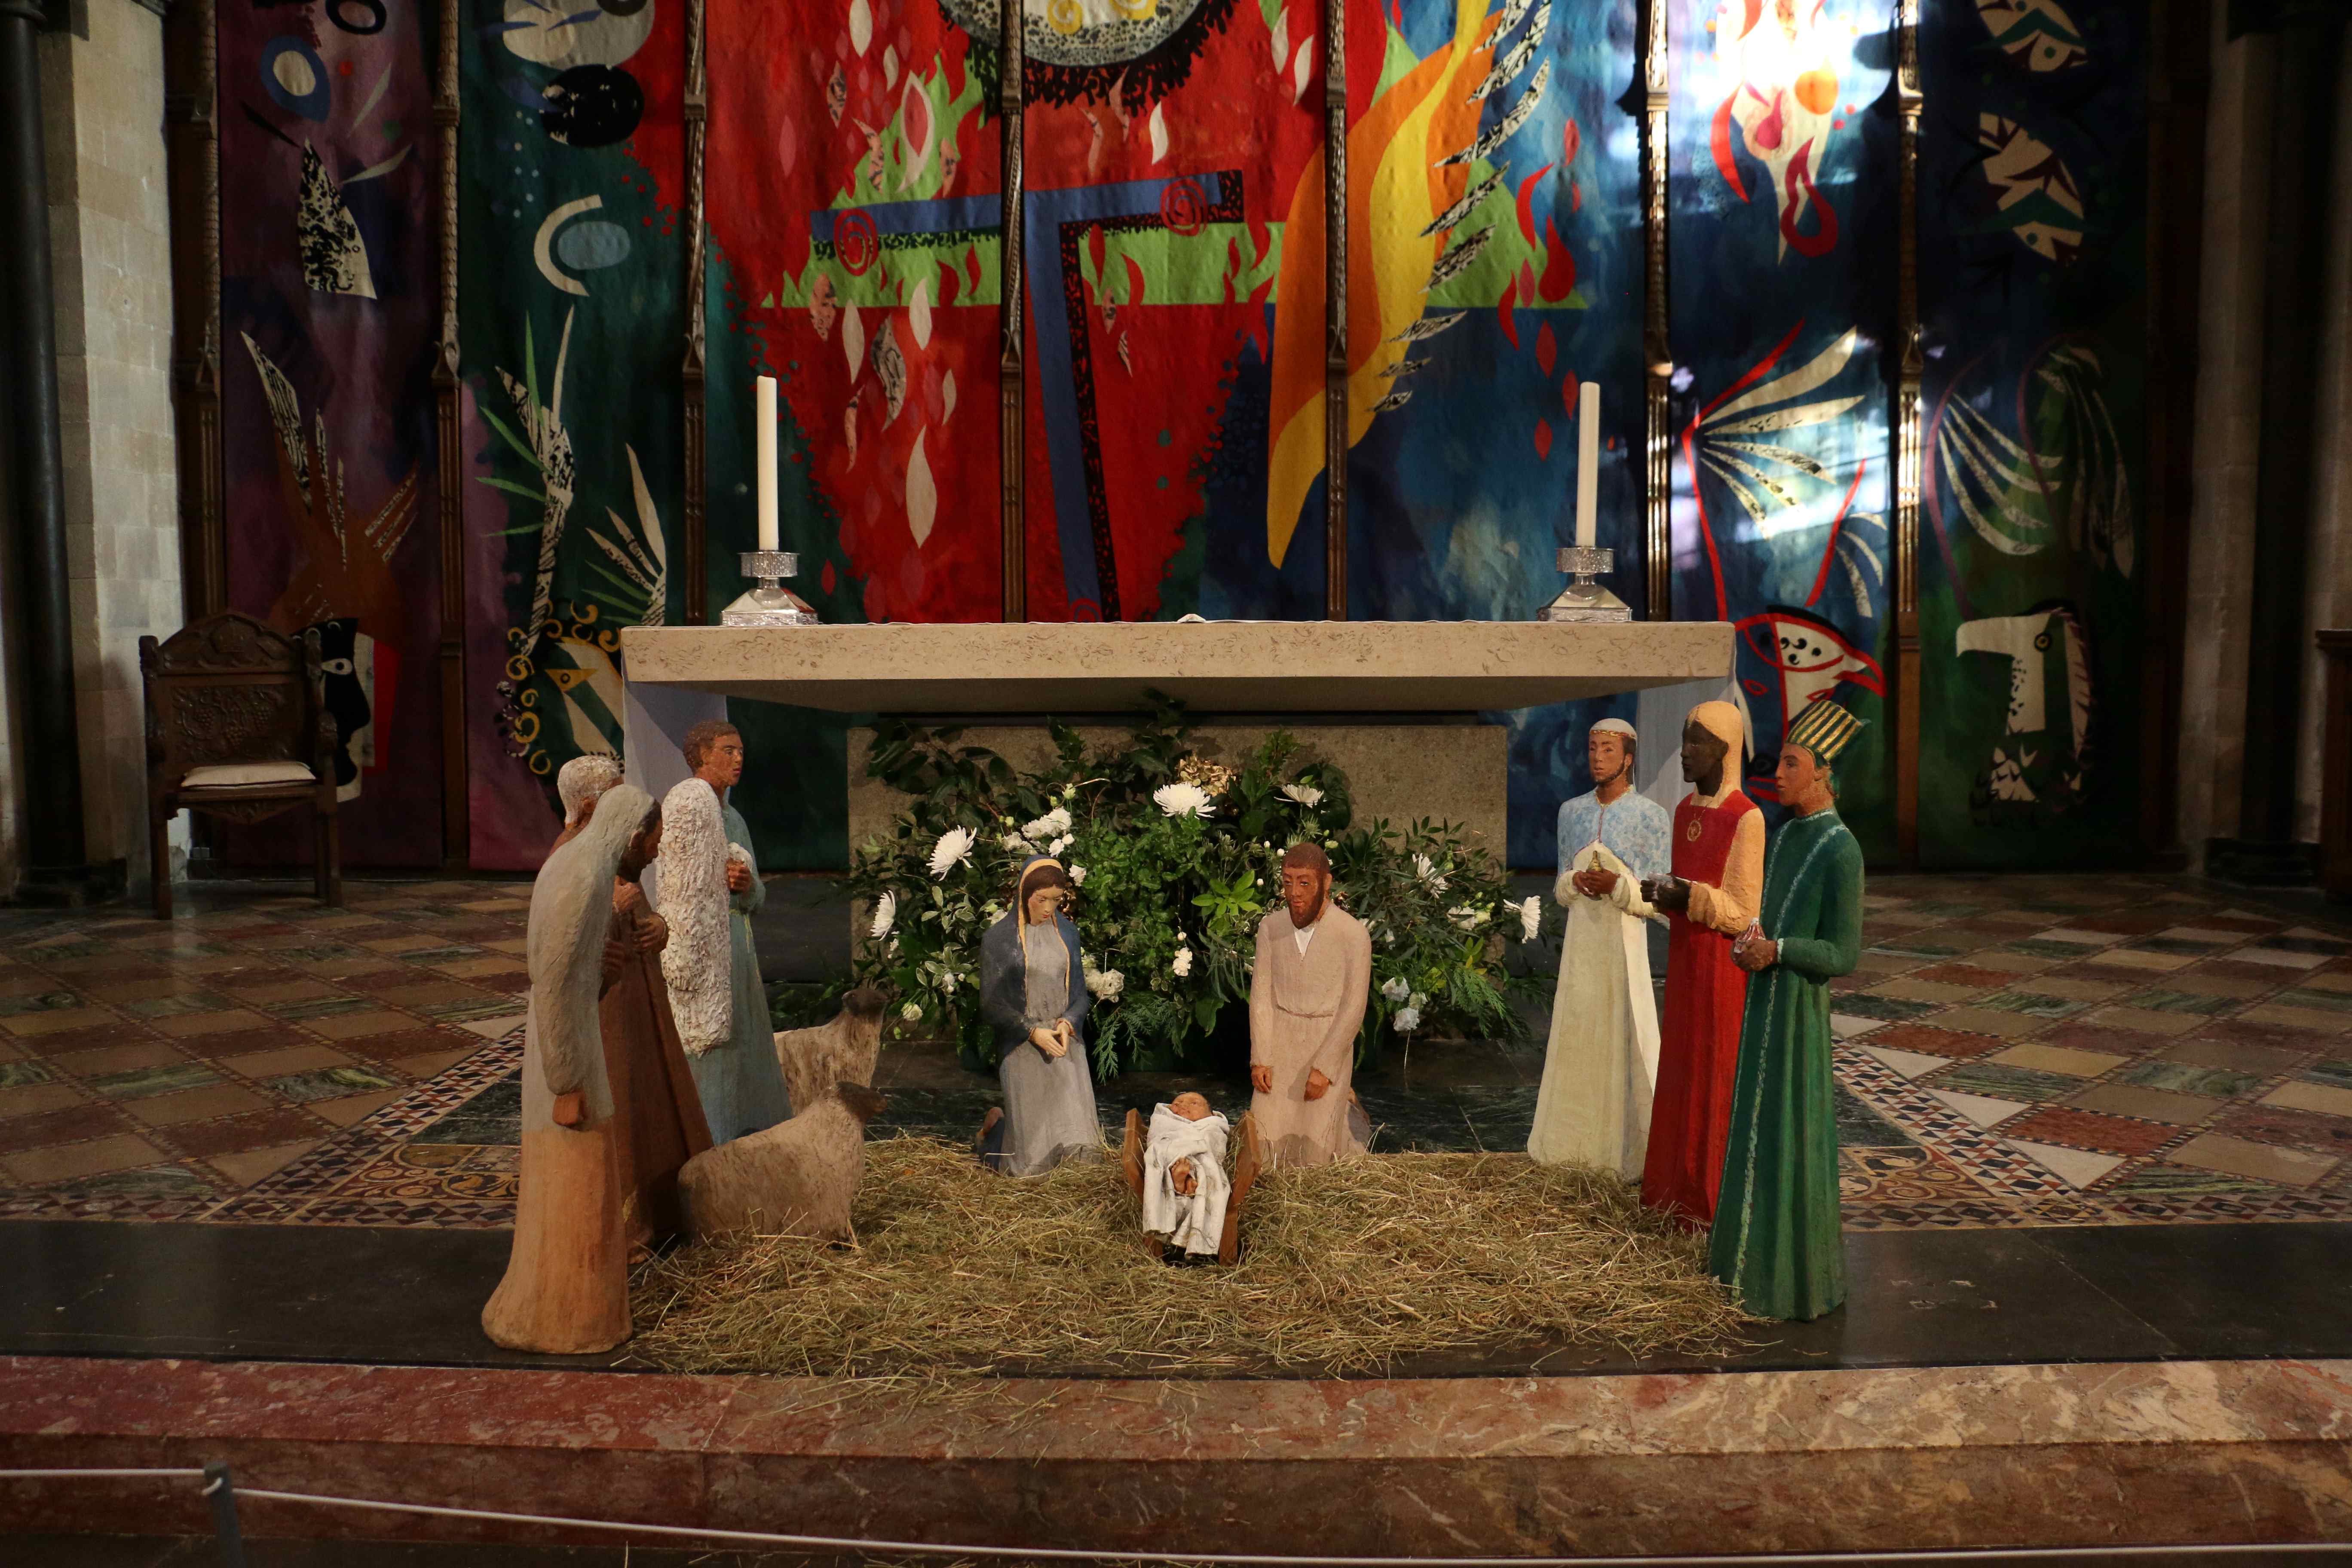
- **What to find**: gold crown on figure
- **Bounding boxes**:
[1782,700,1865,765]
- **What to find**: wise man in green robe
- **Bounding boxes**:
[1708,699,1867,1322]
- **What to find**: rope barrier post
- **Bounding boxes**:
[202,1461,249,1568]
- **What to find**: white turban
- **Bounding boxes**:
[556,753,623,824]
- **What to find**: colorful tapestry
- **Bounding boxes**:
[456,0,690,868]
[218,0,444,866]
[1916,0,2145,866]
[1666,0,1896,855]
[1333,0,1647,865]
[1013,0,1320,621]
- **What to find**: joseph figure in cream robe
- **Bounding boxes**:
[1528,718,1671,1178]
[1249,842,1372,1170]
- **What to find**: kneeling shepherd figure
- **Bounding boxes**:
[1709,700,1868,1323]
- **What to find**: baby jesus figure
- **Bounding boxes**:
[1142,1092,1231,1261]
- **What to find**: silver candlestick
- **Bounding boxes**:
[1537,546,1631,623]
[721,550,821,626]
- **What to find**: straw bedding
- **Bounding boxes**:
[631,1136,1751,1378]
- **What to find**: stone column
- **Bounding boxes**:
[2296,41,2352,850]
[1,0,184,904]
[2176,16,2273,870]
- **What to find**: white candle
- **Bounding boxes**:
[755,375,779,553]
[1574,379,1599,551]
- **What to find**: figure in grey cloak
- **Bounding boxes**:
[975,856,1103,1176]
[658,721,791,1144]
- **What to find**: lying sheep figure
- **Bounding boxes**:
[678,1079,888,1240]
[676,989,891,1241]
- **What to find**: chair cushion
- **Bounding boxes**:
[181,761,315,789]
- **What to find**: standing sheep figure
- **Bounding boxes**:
[676,989,889,1241]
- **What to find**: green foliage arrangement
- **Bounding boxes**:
[843,701,1548,1076]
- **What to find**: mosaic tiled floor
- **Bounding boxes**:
[0,884,533,1223]
[2,874,2348,1230]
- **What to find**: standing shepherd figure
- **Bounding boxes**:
[1638,701,1764,1227]
[659,722,791,1143]
[602,798,712,1252]
[1249,842,1372,1170]
[976,856,1103,1175]
[1711,701,1867,1322]
[551,753,623,852]
[1529,718,1671,1177]
[483,783,657,1354]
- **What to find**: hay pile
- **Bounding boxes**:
[632,1136,1750,1378]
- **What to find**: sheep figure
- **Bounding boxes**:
[676,989,891,1242]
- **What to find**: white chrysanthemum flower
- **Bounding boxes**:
[1414,853,1448,891]
[1048,834,1072,856]
[868,891,897,940]
[1408,990,1427,1009]
[1448,904,1489,931]
[1152,781,1213,819]
[900,1001,923,1022]
[1068,865,1088,886]
[1394,1005,1422,1033]
[928,826,974,879]
[1380,976,1410,1003]
[1280,781,1324,808]
[1172,947,1194,978]
[1084,964,1125,1000]
[1517,895,1542,942]
[1002,834,1030,854]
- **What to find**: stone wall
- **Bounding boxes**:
[18,0,186,895]
[2295,43,2352,848]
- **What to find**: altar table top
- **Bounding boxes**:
[618,620,1733,714]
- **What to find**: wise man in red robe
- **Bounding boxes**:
[1638,700,1765,1227]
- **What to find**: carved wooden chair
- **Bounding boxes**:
[141,612,341,919]
[1120,1106,1263,1265]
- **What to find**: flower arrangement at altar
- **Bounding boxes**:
[844,700,1547,1076]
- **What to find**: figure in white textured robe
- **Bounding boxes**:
[658,722,790,1145]
[1249,842,1372,1170]
[1529,718,1672,1178]
[1142,1093,1231,1259]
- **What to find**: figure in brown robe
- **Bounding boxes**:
[603,869,713,1252]
[1248,842,1372,1170]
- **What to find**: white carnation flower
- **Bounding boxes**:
[900,1001,923,1022]
[939,970,959,995]
[1280,781,1325,808]
[868,891,897,940]
[1048,834,1072,856]
[1380,976,1410,1003]
[1408,990,1427,1009]
[1020,806,1072,843]
[1516,895,1543,942]
[1414,853,1448,891]
[928,826,975,879]
[1394,1005,1422,1033]
[1084,964,1125,1000]
[1152,781,1213,819]
[1172,947,1194,978]
[1068,865,1088,886]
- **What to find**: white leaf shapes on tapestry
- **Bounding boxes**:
[298,145,376,299]
[843,301,865,377]
[658,778,733,1056]
[1270,7,1287,70]
[1148,101,1169,165]
[909,277,934,349]
[586,443,669,626]
[870,322,907,423]
[849,0,873,55]
[1978,113,2084,263]
[491,308,579,659]
[498,0,653,69]
[906,430,937,547]
[940,368,958,425]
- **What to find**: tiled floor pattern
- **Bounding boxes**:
[1830,876,2352,1228]
[2,875,2347,1230]
[0,885,532,1223]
